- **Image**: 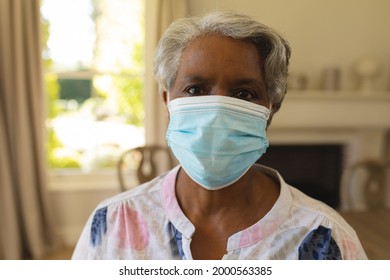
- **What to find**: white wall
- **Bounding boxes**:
[187,0,390,91]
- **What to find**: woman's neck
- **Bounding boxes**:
[175,166,280,228]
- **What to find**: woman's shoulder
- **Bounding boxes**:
[72,173,172,259]
[96,174,165,210]
[275,174,367,259]
[254,164,359,237]
[254,164,343,220]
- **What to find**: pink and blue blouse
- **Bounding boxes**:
[72,165,367,260]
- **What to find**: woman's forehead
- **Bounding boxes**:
[174,35,264,85]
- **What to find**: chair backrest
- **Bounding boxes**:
[341,159,390,211]
[117,145,175,191]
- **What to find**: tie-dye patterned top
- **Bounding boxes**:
[72,165,367,260]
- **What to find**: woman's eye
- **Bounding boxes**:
[184,86,207,96]
[234,89,256,101]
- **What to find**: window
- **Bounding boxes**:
[41,0,145,182]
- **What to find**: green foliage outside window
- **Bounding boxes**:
[42,0,144,170]
[45,73,81,168]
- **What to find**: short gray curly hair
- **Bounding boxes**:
[153,10,291,112]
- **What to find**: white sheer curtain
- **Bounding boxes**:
[0,0,57,259]
[144,0,187,145]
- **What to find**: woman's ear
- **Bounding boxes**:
[162,90,169,105]
[162,91,170,120]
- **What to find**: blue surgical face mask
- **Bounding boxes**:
[166,95,270,190]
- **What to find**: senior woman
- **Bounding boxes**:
[72,11,367,260]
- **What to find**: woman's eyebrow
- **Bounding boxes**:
[182,74,210,84]
[181,76,264,86]
[231,78,265,89]
[234,78,260,84]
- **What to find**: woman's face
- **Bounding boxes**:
[167,34,269,108]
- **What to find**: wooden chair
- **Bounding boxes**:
[341,159,390,211]
[117,145,175,191]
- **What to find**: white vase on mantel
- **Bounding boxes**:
[354,56,381,96]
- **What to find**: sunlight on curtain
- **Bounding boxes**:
[0,0,57,259]
[144,0,187,145]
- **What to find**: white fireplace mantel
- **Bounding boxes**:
[267,90,390,209]
[269,91,390,156]
[270,91,390,130]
